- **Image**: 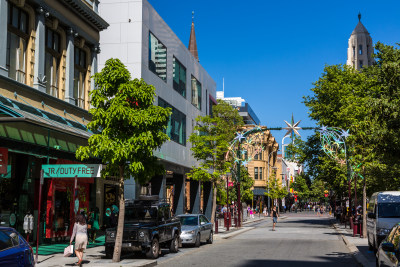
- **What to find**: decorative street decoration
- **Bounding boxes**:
[319,126,348,164]
[283,119,302,138]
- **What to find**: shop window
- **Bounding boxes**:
[74,47,87,108]
[158,97,186,146]
[6,4,29,84]
[149,32,167,81]
[191,76,202,110]
[173,57,186,97]
[254,167,258,180]
[45,28,61,97]
[352,46,355,57]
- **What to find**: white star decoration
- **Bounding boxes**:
[341,129,350,139]
[235,133,245,141]
[320,125,328,133]
[283,120,302,138]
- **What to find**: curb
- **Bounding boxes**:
[331,221,373,267]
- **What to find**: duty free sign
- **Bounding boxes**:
[42,164,102,178]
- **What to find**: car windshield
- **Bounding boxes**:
[179,216,198,226]
[378,203,400,218]
[125,206,158,222]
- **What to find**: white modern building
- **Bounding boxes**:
[98,0,217,217]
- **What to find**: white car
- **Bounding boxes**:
[178,214,213,247]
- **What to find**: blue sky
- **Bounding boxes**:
[149,0,400,150]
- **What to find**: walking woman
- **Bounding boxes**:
[70,214,88,266]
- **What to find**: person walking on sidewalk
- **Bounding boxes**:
[70,214,88,266]
[271,206,279,231]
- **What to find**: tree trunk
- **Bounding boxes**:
[112,165,125,262]
[211,181,217,224]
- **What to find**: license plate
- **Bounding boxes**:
[122,243,132,247]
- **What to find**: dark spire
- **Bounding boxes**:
[358,12,361,22]
[188,11,199,61]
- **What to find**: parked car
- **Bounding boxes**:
[367,191,400,251]
[105,196,180,259]
[376,222,400,266]
[0,227,35,267]
[178,214,213,247]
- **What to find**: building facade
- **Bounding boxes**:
[0,0,108,243]
[346,13,373,70]
[98,0,217,219]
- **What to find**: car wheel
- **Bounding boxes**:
[207,231,213,244]
[146,238,159,259]
[169,234,179,253]
[105,245,113,259]
[194,233,200,247]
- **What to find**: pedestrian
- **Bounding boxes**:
[103,208,111,230]
[271,206,278,231]
[110,205,119,227]
[70,214,88,266]
[263,207,267,217]
[89,207,100,243]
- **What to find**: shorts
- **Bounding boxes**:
[273,217,278,223]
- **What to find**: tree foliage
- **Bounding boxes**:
[264,173,287,203]
[76,58,170,262]
[188,100,244,222]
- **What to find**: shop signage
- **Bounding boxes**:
[42,164,102,178]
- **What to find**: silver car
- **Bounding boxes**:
[178,214,213,247]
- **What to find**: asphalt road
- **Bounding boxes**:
[157,214,358,267]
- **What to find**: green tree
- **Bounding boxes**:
[76,58,171,262]
[264,173,287,210]
[188,100,243,223]
[227,168,254,203]
[290,174,310,201]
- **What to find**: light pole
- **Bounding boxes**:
[281,135,290,159]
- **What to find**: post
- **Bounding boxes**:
[226,175,229,231]
[35,169,44,264]
[237,181,241,227]
[362,167,367,238]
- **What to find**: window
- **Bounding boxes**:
[352,46,355,57]
[45,28,61,97]
[74,47,87,108]
[191,76,202,110]
[158,97,186,145]
[6,4,29,83]
[254,152,263,160]
[359,45,362,55]
[254,167,258,180]
[173,57,186,97]
[359,60,363,68]
[259,167,263,180]
[149,32,167,81]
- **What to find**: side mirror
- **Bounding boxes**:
[381,242,395,252]
[368,212,376,219]
[200,221,205,225]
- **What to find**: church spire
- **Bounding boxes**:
[188,11,199,61]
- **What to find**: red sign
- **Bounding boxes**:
[0,148,8,174]
[324,193,328,198]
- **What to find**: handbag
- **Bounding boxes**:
[64,245,73,257]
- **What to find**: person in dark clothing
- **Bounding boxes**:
[271,206,279,231]
[110,205,119,227]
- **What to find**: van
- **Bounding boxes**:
[367,191,400,251]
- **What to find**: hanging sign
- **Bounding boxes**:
[42,164,102,178]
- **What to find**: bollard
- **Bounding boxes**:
[224,212,227,228]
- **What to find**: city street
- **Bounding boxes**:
[158,213,357,267]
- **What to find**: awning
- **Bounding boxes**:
[0,95,91,154]
[253,187,267,196]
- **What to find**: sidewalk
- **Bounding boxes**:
[331,219,375,267]
[36,245,156,267]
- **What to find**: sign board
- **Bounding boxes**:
[346,200,349,208]
[42,164,102,178]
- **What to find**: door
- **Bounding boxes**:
[199,215,209,242]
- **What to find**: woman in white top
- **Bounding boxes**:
[70,214,88,265]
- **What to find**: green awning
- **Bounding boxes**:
[0,96,91,153]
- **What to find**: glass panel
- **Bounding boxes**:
[80,50,86,67]
[254,167,258,180]
[20,11,27,33]
[74,47,79,64]
[6,33,10,68]
[148,33,167,81]
[158,97,186,145]
[54,33,59,52]
[259,167,263,180]
[47,29,53,49]
[12,7,18,28]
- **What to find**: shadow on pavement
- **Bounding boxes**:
[235,255,354,267]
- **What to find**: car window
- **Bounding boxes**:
[200,216,209,224]
[0,230,16,251]
[164,205,170,220]
[387,226,398,243]
[179,216,198,226]
[378,203,400,218]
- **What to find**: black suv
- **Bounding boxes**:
[105,196,181,259]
